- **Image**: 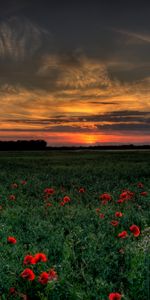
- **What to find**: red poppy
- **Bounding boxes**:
[44,188,54,195]
[39,272,49,284]
[23,255,36,265]
[60,201,65,206]
[7,236,17,244]
[111,220,119,227]
[129,224,140,237]
[79,187,85,193]
[115,212,123,218]
[9,287,16,295]
[100,193,112,201]
[140,191,148,196]
[46,202,53,207]
[137,182,144,188]
[21,268,35,281]
[9,194,16,201]
[109,292,122,300]
[63,196,71,203]
[34,253,47,263]
[99,213,105,219]
[48,268,58,281]
[118,231,128,238]
[21,180,27,185]
[117,199,124,204]
[119,190,134,201]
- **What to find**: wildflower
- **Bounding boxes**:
[119,190,134,201]
[48,268,58,281]
[117,199,124,204]
[137,182,144,188]
[9,287,16,295]
[23,255,36,265]
[115,212,123,218]
[118,231,128,238]
[100,193,111,201]
[34,253,47,263]
[60,201,65,206]
[9,194,16,201]
[63,196,71,203]
[21,268,35,281]
[44,188,54,195]
[79,187,85,193]
[109,292,122,300]
[21,180,27,185]
[99,213,105,219]
[7,236,17,244]
[39,272,49,284]
[111,220,119,227]
[140,191,148,196]
[129,224,140,237]
[46,202,53,207]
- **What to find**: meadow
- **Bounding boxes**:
[0,150,149,300]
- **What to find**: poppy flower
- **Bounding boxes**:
[39,272,49,284]
[79,187,85,193]
[46,202,53,207]
[119,190,134,201]
[60,201,65,206]
[140,191,148,196]
[100,193,112,201]
[117,199,124,204]
[63,196,71,203]
[23,255,36,265]
[99,213,105,219]
[118,231,128,238]
[21,268,35,281]
[9,194,16,201]
[137,182,144,188]
[129,224,140,237]
[115,212,123,217]
[109,292,122,300]
[9,287,16,295]
[7,236,17,244]
[21,180,27,185]
[111,220,119,227]
[48,268,58,281]
[44,188,54,195]
[34,253,47,263]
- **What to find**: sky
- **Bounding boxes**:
[0,0,150,145]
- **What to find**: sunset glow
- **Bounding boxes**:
[0,1,149,145]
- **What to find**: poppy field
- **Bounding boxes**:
[0,150,149,300]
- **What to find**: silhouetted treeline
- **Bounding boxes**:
[0,140,47,151]
[47,144,150,151]
[0,141,150,151]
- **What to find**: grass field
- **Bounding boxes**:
[0,150,149,300]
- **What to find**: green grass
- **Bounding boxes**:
[0,151,149,300]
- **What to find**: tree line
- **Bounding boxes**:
[0,140,47,150]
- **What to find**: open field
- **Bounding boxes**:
[0,151,150,300]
